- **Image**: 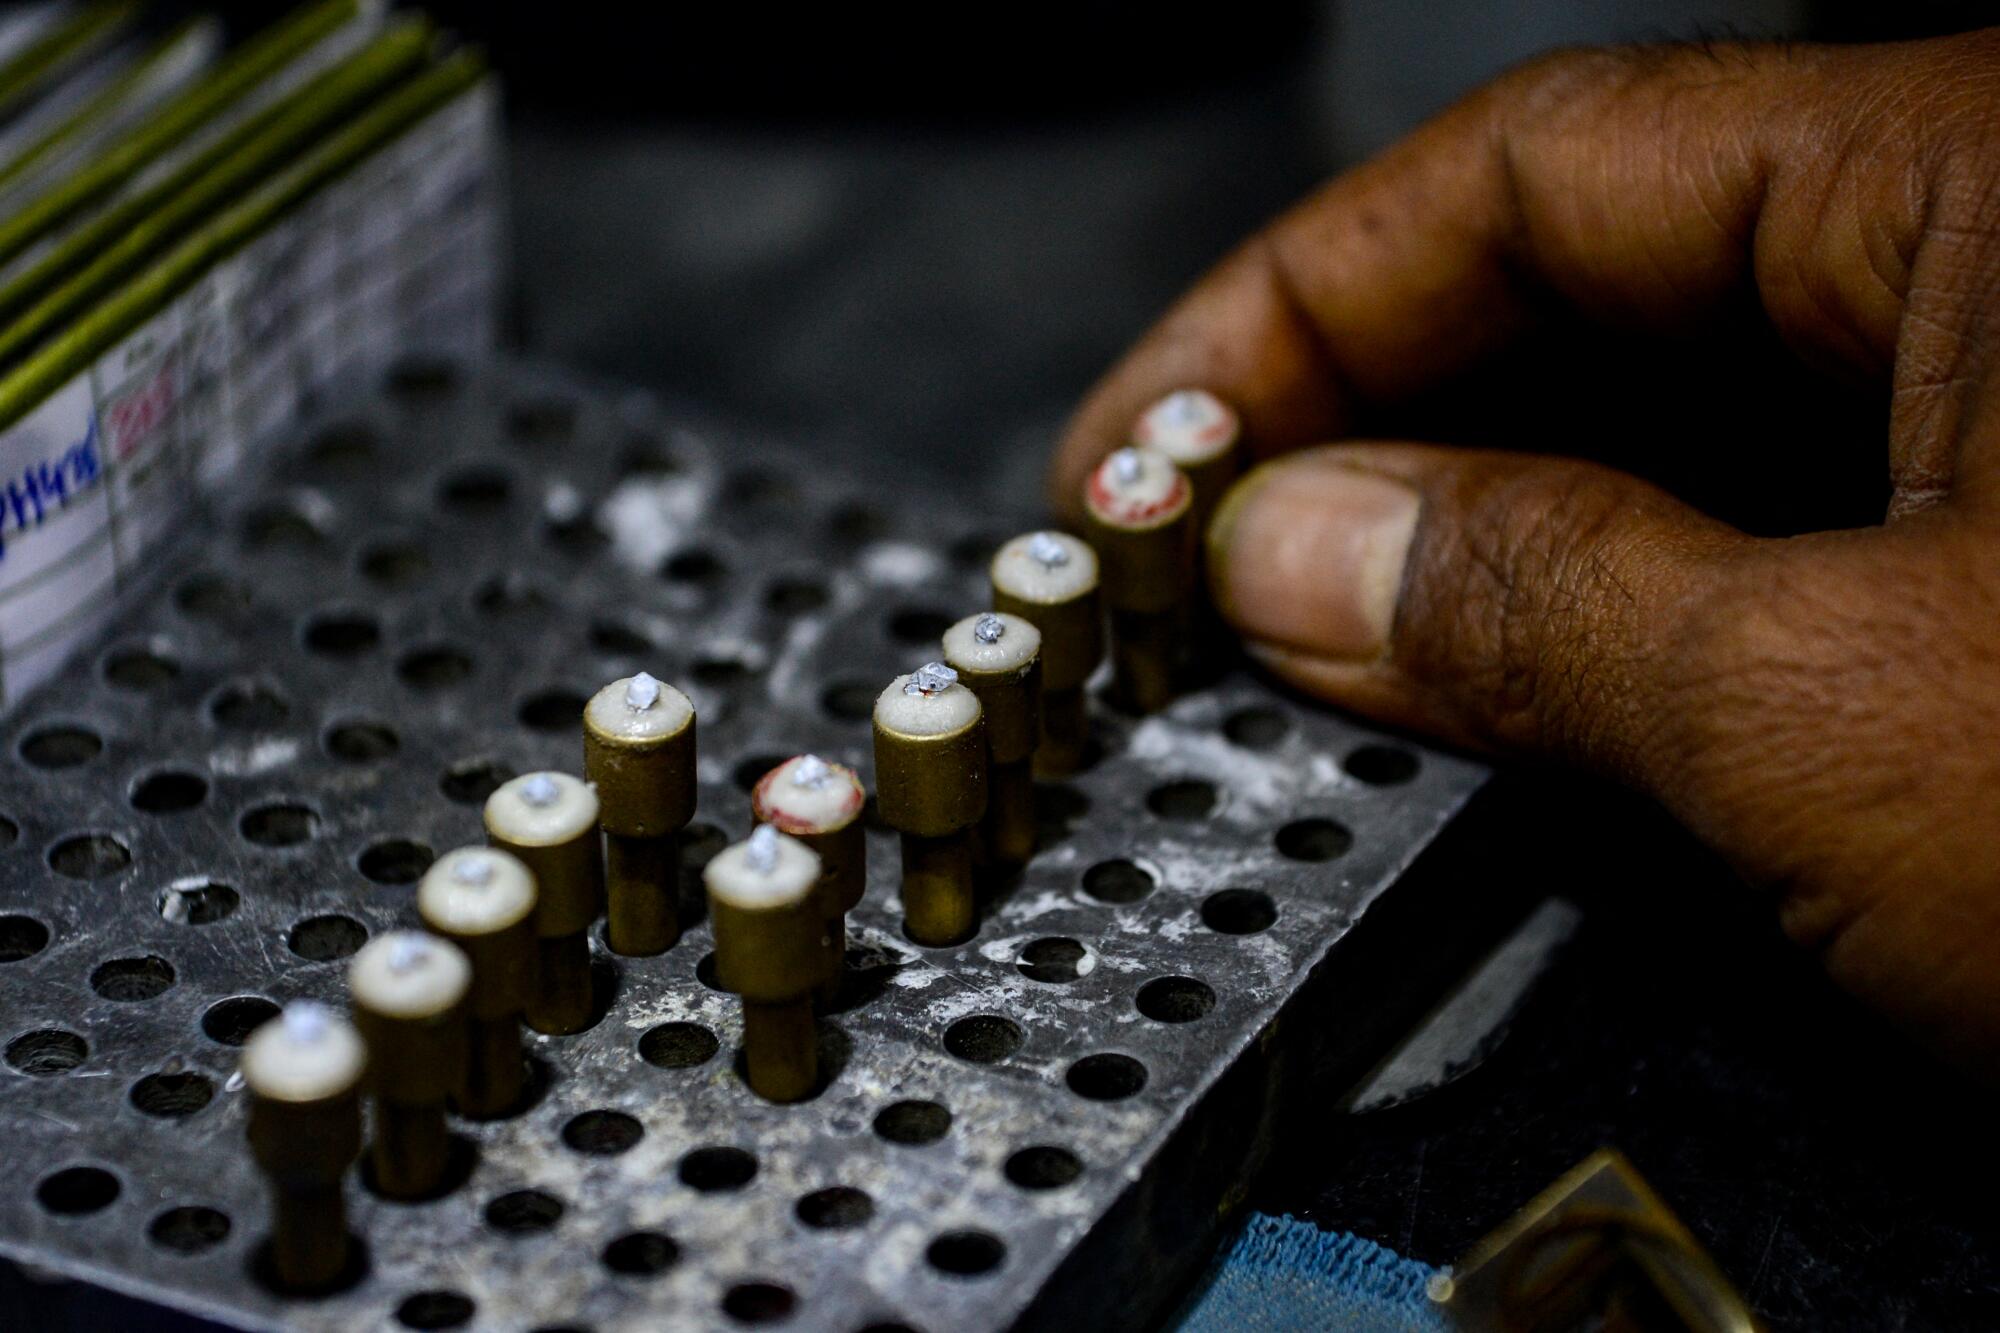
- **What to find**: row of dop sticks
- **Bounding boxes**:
[235,388,1244,1294]
[232,724,852,1296]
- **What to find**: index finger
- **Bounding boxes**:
[1049,37,1962,520]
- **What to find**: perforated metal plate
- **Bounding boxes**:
[0,357,1484,1332]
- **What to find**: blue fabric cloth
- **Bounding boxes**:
[1172,1212,1451,1333]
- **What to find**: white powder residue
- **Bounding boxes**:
[858,541,941,586]
[209,737,299,777]
[600,474,709,574]
[1231,929,1297,988]
[999,889,1074,923]
[159,875,219,925]
[619,987,735,1031]
[1124,717,1297,817]
[543,481,584,524]
[978,935,1027,964]
[764,606,834,702]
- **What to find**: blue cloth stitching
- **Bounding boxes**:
[1172,1212,1450,1333]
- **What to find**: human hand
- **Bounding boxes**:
[1051,31,2000,1081]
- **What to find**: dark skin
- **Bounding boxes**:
[1051,31,2000,1083]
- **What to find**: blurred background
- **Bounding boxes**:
[406,0,1986,516]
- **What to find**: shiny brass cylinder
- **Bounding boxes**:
[942,613,1042,764]
[900,831,977,944]
[874,667,987,945]
[603,831,677,954]
[741,999,817,1103]
[534,931,594,1033]
[705,828,823,1102]
[990,531,1102,777]
[1083,446,1194,714]
[1175,449,1242,541]
[266,1184,351,1293]
[1134,390,1245,685]
[1035,687,1090,778]
[369,1100,449,1200]
[347,932,469,1201]
[1108,607,1180,714]
[241,1003,364,1294]
[582,674,696,956]
[750,755,867,1006]
[942,612,1043,866]
[463,1014,526,1117]
[417,848,537,1119]
[984,758,1037,866]
[485,771,604,1033]
[872,678,987,837]
[1132,387,1243,541]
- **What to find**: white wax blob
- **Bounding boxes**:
[348,930,470,1019]
[943,611,1041,673]
[991,531,1097,603]
[1133,387,1239,465]
[419,847,536,936]
[486,770,599,846]
[1087,444,1185,526]
[705,829,819,909]
[754,754,864,833]
[586,673,693,741]
[241,1001,366,1103]
[875,673,981,736]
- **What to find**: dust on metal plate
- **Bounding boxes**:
[0,358,1484,1332]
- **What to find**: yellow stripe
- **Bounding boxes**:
[0,2,139,124]
[0,51,487,431]
[0,0,362,271]
[0,21,431,371]
[0,18,213,197]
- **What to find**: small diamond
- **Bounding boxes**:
[451,855,496,887]
[745,825,780,873]
[791,755,832,788]
[1110,448,1143,485]
[973,613,1006,644]
[1027,532,1069,567]
[520,773,560,807]
[386,934,431,974]
[280,1001,332,1045]
[905,661,958,695]
[625,672,662,711]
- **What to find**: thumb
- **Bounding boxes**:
[1206,443,1751,784]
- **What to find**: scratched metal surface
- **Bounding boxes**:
[0,357,1485,1333]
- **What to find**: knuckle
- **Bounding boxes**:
[1648,530,2000,900]
[1405,461,1664,770]
[1491,47,1645,117]
[1487,41,1768,139]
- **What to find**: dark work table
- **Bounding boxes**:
[1276,775,2000,1332]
